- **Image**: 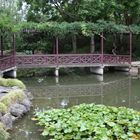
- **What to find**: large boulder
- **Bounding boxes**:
[10,103,27,117]
[0,113,13,130]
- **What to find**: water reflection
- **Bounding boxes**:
[33,77,132,109]
[10,73,140,140]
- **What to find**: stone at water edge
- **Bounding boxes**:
[25,91,33,100]
[10,103,27,117]
[0,86,12,94]
[21,98,32,111]
[0,113,13,130]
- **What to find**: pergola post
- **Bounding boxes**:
[56,37,59,56]
[12,34,16,55]
[129,32,132,64]
[101,32,104,65]
[55,37,59,77]
[0,35,3,57]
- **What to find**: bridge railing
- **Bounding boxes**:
[16,54,130,68]
[103,54,131,64]
[0,55,15,71]
[16,54,102,68]
[57,54,101,65]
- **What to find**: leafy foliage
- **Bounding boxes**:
[1,0,140,57]
[33,103,140,140]
[15,21,129,35]
[0,89,26,107]
[20,0,140,24]
[0,78,26,89]
[1,21,140,36]
[0,0,21,32]
[0,103,7,114]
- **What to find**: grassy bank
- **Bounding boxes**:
[0,78,26,89]
[0,78,26,140]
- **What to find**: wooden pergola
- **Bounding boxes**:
[0,22,133,76]
[16,32,132,69]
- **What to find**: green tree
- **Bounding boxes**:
[114,0,140,25]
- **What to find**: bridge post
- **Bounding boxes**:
[129,32,132,64]
[0,71,3,77]
[90,66,104,75]
[55,67,59,77]
[101,32,104,65]
[3,68,17,78]
[11,69,17,78]
[12,33,16,56]
[55,36,59,77]
[55,77,59,84]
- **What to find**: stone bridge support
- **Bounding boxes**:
[90,66,104,75]
[55,67,59,77]
[0,67,17,78]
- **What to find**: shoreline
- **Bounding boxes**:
[0,78,32,140]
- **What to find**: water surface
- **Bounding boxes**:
[10,72,140,140]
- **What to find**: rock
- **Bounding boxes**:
[10,103,27,117]
[11,115,18,122]
[11,86,19,90]
[130,67,138,76]
[25,91,33,100]
[21,98,32,111]
[0,112,2,118]
[0,93,8,98]
[0,86,12,93]
[0,113,13,130]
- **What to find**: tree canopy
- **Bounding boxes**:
[1,0,140,35]
[1,0,140,57]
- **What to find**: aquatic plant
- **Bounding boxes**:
[0,78,26,89]
[33,103,140,140]
[0,123,9,140]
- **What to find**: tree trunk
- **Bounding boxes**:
[72,34,77,53]
[90,34,95,53]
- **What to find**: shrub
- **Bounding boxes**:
[33,104,140,140]
[0,78,7,87]
[0,103,7,114]
[6,79,26,89]
[0,90,26,107]
[0,96,11,107]
[0,78,26,89]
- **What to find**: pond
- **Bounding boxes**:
[10,72,140,140]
